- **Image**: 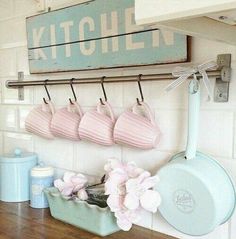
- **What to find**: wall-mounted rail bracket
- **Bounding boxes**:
[214,54,231,102]
[17,72,24,101]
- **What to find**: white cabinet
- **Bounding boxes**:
[135,0,236,45]
[135,0,236,24]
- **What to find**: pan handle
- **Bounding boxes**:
[185,77,200,160]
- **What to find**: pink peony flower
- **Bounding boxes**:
[77,188,88,200]
[107,194,125,212]
[105,168,128,195]
[115,209,141,231]
[104,158,144,178]
[104,158,161,231]
[54,172,88,198]
[124,172,161,212]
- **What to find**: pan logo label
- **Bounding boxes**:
[173,190,195,213]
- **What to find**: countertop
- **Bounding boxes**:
[0,202,177,239]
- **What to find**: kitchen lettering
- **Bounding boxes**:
[32,7,174,60]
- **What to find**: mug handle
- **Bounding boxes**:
[67,101,83,118]
[132,102,156,126]
[42,101,56,115]
[97,101,115,123]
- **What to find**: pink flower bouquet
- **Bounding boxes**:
[53,159,161,231]
[104,158,161,231]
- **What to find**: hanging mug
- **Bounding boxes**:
[51,101,83,141]
[78,101,115,146]
[114,102,161,149]
[25,101,55,139]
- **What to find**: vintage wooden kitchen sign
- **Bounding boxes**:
[26,0,188,73]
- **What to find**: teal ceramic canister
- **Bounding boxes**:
[0,149,38,202]
[30,165,54,208]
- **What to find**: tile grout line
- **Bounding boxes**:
[228,111,236,239]
[232,112,236,160]
[0,127,235,161]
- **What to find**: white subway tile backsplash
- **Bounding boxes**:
[212,157,236,239]
[215,157,236,238]
[234,114,236,159]
[76,82,123,108]
[191,37,236,62]
[34,84,79,107]
[14,0,38,17]
[156,108,234,158]
[3,132,33,153]
[122,148,171,175]
[0,0,14,21]
[0,48,16,77]
[16,47,30,75]
[198,111,234,158]
[2,79,33,104]
[155,109,234,158]
[230,211,236,239]
[156,110,187,152]
[53,167,68,179]
[0,105,17,131]
[214,157,236,184]
[0,18,26,48]
[0,132,3,154]
[74,141,122,177]
[34,85,57,105]
[34,137,74,171]
[0,81,2,104]
[18,106,33,132]
[33,72,123,107]
[123,81,188,110]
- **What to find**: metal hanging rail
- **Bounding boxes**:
[5,54,232,102]
[6,70,221,88]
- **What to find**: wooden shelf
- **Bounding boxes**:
[135,0,236,24]
[152,17,236,46]
[0,201,178,239]
[135,0,236,45]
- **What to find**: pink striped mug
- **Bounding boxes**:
[78,101,115,146]
[51,102,83,141]
[114,102,161,149]
[25,101,55,139]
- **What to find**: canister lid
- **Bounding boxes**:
[31,163,54,177]
[0,148,38,163]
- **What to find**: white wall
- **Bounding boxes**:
[0,1,236,239]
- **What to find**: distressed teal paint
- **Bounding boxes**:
[26,0,188,73]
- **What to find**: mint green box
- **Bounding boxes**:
[44,187,120,236]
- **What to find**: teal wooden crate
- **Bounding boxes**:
[44,187,120,236]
